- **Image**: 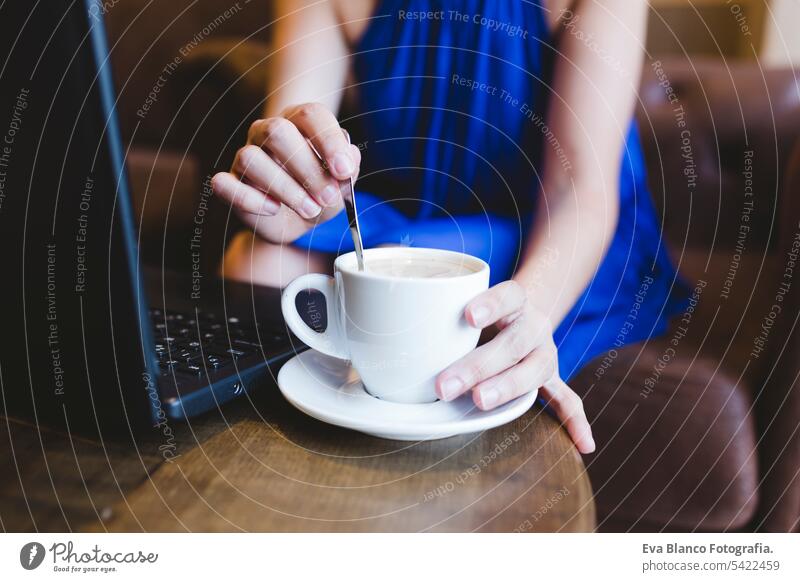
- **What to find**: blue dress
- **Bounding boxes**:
[293,0,689,379]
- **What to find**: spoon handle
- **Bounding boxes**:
[340,129,365,271]
[307,129,365,271]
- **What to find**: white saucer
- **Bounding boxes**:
[276,350,537,441]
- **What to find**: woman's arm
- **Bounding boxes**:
[264,0,350,116]
[437,1,648,451]
[515,0,648,324]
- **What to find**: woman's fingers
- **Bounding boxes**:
[214,103,359,227]
[231,145,322,220]
[248,117,342,209]
[210,171,281,215]
[464,280,527,328]
[436,310,551,401]
[540,377,596,454]
[471,344,557,410]
[283,102,357,180]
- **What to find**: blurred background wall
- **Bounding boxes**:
[649,0,798,65]
[761,0,800,66]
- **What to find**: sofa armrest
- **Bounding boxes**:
[637,58,800,253]
[139,39,271,274]
[170,38,270,174]
[756,138,800,532]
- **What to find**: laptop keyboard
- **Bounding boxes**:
[150,308,289,381]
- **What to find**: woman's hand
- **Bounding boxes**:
[211,102,361,244]
[435,280,596,454]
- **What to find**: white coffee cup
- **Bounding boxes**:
[281,247,490,403]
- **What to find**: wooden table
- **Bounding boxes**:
[0,381,595,532]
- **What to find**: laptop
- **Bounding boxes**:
[0,0,306,436]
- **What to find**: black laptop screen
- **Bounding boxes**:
[0,0,160,431]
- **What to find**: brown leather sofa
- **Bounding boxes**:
[107,5,800,532]
[573,60,800,532]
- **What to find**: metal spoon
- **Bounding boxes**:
[308,129,365,271]
[339,129,365,271]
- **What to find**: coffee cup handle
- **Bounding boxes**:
[281,274,349,360]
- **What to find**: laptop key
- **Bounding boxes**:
[233,338,261,349]
[175,363,202,376]
[176,349,197,361]
[206,354,232,369]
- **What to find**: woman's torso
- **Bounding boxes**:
[341,0,561,219]
[293,0,690,378]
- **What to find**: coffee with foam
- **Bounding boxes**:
[366,257,478,279]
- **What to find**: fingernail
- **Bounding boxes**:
[439,377,463,401]
[319,184,339,206]
[331,152,355,177]
[470,305,490,327]
[480,387,500,409]
[300,197,322,219]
